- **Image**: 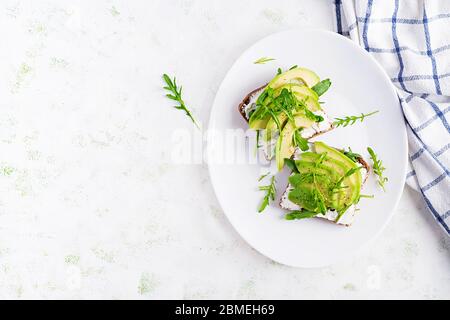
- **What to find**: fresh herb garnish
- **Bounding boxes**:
[289,65,298,70]
[311,79,331,96]
[277,68,282,75]
[293,129,309,151]
[285,210,318,220]
[343,147,362,163]
[163,74,199,128]
[367,147,388,191]
[258,172,270,182]
[258,175,276,213]
[254,57,275,64]
[334,111,379,128]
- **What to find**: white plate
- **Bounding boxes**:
[207,29,407,268]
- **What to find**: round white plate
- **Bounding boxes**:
[208,29,407,268]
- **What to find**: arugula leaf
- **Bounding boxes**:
[163,74,199,128]
[284,158,299,173]
[304,108,324,123]
[367,147,388,191]
[254,57,275,64]
[258,172,270,182]
[334,110,379,128]
[311,79,331,96]
[285,210,319,220]
[343,147,362,163]
[293,129,309,151]
[258,175,276,213]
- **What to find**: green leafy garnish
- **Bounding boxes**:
[254,57,275,64]
[258,175,276,213]
[293,129,309,151]
[334,111,379,128]
[163,74,199,128]
[284,158,299,173]
[277,68,282,75]
[367,147,388,191]
[311,79,332,96]
[289,65,298,70]
[254,130,261,155]
[343,147,362,163]
[285,210,319,220]
[258,172,270,181]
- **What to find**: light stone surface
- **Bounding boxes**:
[0,0,448,299]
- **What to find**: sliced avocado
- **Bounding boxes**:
[268,67,320,89]
[248,91,274,129]
[275,112,318,171]
[314,142,362,210]
[295,160,341,182]
[264,113,288,141]
[291,88,322,112]
[276,121,296,171]
[293,113,315,128]
[273,84,321,112]
[288,179,328,213]
[265,112,314,141]
[287,84,319,101]
[249,115,270,129]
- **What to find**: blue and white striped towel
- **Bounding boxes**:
[333,0,450,235]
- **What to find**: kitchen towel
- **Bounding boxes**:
[333,0,450,235]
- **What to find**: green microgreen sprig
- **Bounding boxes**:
[163,74,199,128]
[367,147,388,191]
[254,57,276,64]
[334,110,379,128]
[258,175,276,213]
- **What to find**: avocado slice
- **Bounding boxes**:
[289,86,322,112]
[265,111,315,141]
[264,113,288,141]
[275,121,296,171]
[287,142,363,216]
[314,142,362,211]
[273,84,322,112]
[268,67,320,89]
[274,114,317,170]
[295,160,341,182]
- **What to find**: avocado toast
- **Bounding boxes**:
[240,65,383,226]
[280,142,370,226]
[238,67,334,170]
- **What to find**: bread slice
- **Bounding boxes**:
[279,148,371,226]
[238,85,335,160]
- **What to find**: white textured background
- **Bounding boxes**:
[0,0,448,299]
